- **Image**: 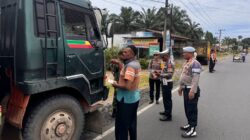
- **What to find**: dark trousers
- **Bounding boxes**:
[149,78,161,101]
[112,89,118,112]
[209,59,215,72]
[162,82,173,116]
[115,99,139,140]
[183,87,200,127]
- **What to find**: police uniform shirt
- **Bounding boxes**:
[179,59,202,93]
[161,60,174,82]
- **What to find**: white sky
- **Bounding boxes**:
[91,0,250,39]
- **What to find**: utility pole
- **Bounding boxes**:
[170,4,173,47]
[218,29,225,48]
[170,4,174,62]
[111,21,114,48]
[162,0,168,51]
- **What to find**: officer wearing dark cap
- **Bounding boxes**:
[178,46,201,138]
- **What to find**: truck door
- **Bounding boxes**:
[60,3,105,93]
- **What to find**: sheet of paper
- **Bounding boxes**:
[162,78,168,86]
[108,79,115,84]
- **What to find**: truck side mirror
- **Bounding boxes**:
[106,23,113,38]
[90,40,103,48]
[96,40,103,48]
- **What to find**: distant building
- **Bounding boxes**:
[107,31,192,58]
[123,31,192,58]
[124,36,161,58]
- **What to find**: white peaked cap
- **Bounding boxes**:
[159,49,169,54]
[183,46,195,53]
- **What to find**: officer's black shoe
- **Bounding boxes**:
[180,124,190,131]
[181,127,197,138]
[149,100,154,104]
[159,111,166,115]
[156,100,159,104]
[159,115,172,121]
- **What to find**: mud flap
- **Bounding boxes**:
[0,121,22,140]
[85,110,105,134]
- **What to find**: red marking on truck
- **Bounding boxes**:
[67,40,93,49]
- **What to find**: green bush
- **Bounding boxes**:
[105,48,150,70]
[105,47,120,70]
[139,58,149,70]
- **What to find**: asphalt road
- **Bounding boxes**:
[102,56,250,140]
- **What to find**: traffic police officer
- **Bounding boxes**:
[178,46,201,138]
[158,49,175,121]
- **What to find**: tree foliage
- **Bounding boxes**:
[105,6,207,41]
[242,38,250,47]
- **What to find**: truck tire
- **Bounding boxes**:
[23,94,84,140]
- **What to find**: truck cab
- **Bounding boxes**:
[0,0,109,139]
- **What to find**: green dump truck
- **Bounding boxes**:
[0,0,109,139]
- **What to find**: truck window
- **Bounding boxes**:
[85,15,101,41]
[63,7,87,40]
[34,0,59,38]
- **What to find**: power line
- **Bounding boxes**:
[175,0,212,29]
[203,5,249,14]
[118,0,152,8]
[187,0,228,37]
[147,0,215,32]
[146,0,164,4]
[193,1,231,38]
[185,0,215,29]
[193,0,218,27]
[102,0,153,8]
[102,0,123,7]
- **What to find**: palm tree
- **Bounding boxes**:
[242,38,250,47]
[170,6,190,34]
[116,7,140,33]
[153,6,191,35]
[185,19,204,41]
[238,35,243,46]
[104,7,140,34]
[136,7,158,29]
[205,31,216,44]
[222,37,232,47]
[238,35,243,41]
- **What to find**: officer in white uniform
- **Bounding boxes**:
[158,49,175,121]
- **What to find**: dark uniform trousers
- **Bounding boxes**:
[115,98,139,140]
[183,87,200,127]
[162,82,173,116]
[112,89,118,111]
[149,78,161,101]
[209,59,215,72]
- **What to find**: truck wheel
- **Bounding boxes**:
[23,94,84,140]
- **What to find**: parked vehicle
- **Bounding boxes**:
[0,0,110,139]
[193,41,211,65]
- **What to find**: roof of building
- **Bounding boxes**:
[171,34,192,41]
[123,36,161,39]
[123,29,191,41]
